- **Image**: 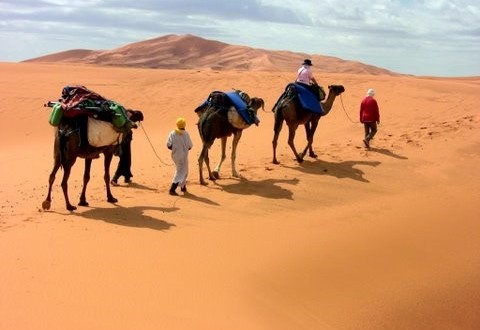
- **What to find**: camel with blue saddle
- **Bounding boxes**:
[272,83,345,164]
[195,89,265,185]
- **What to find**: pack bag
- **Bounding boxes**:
[48,102,63,126]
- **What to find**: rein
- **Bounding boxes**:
[139,122,172,166]
[339,94,358,123]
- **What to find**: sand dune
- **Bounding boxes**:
[0,62,479,330]
[24,34,397,75]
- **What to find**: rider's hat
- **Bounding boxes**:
[303,59,313,66]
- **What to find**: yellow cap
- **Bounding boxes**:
[176,117,186,129]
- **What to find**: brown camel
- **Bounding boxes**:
[42,110,143,211]
[195,90,265,185]
[272,84,345,164]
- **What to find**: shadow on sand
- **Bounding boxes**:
[71,204,176,231]
[112,182,158,191]
[181,191,221,206]
[212,177,299,199]
[282,158,381,183]
[367,147,408,159]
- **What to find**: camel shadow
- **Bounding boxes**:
[181,191,220,206]
[113,182,158,191]
[72,204,176,231]
[367,147,408,159]
[283,159,381,183]
[213,177,298,199]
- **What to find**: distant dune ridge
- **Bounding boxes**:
[23,34,397,75]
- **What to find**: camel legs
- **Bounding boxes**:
[43,137,77,211]
[42,159,62,211]
[230,131,242,178]
[61,165,76,211]
[103,152,117,203]
[287,123,304,163]
[272,112,284,164]
[198,144,213,185]
[302,120,319,159]
[78,158,92,207]
[212,137,228,179]
[78,155,117,206]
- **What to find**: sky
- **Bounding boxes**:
[0,0,479,77]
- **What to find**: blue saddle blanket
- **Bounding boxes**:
[197,91,258,125]
[225,91,257,125]
[292,83,324,114]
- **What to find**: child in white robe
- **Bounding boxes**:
[166,117,193,195]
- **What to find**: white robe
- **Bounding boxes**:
[166,130,193,187]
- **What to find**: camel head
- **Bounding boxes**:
[320,85,345,115]
[127,109,144,122]
[250,97,265,112]
[327,85,345,96]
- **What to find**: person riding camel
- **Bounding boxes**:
[295,59,322,100]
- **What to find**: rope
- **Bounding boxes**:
[138,122,172,166]
[339,94,359,123]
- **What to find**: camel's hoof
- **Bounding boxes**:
[309,153,318,159]
[272,160,280,165]
[42,200,51,211]
[107,197,118,203]
[78,200,89,207]
[296,158,304,163]
[200,181,208,186]
[212,171,220,179]
[67,204,77,211]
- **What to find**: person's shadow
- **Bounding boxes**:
[72,204,176,231]
[114,182,158,191]
[181,191,221,205]
[367,147,408,159]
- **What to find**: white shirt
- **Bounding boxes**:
[296,65,314,84]
[166,130,193,185]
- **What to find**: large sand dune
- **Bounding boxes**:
[24,34,397,75]
[0,62,479,330]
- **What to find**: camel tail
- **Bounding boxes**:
[273,106,284,132]
[198,116,210,144]
[271,98,280,113]
[272,91,288,113]
[58,132,68,170]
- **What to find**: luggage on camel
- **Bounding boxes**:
[45,85,135,131]
[44,85,138,149]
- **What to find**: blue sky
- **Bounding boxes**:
[1,0,479,76]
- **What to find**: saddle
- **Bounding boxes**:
[276,83,325,115]
[196,90,259,127]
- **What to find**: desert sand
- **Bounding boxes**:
[1,61,479,330]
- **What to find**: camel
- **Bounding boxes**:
[272,84,345,164]
[42,110,143,211]
[195,90,265,185]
